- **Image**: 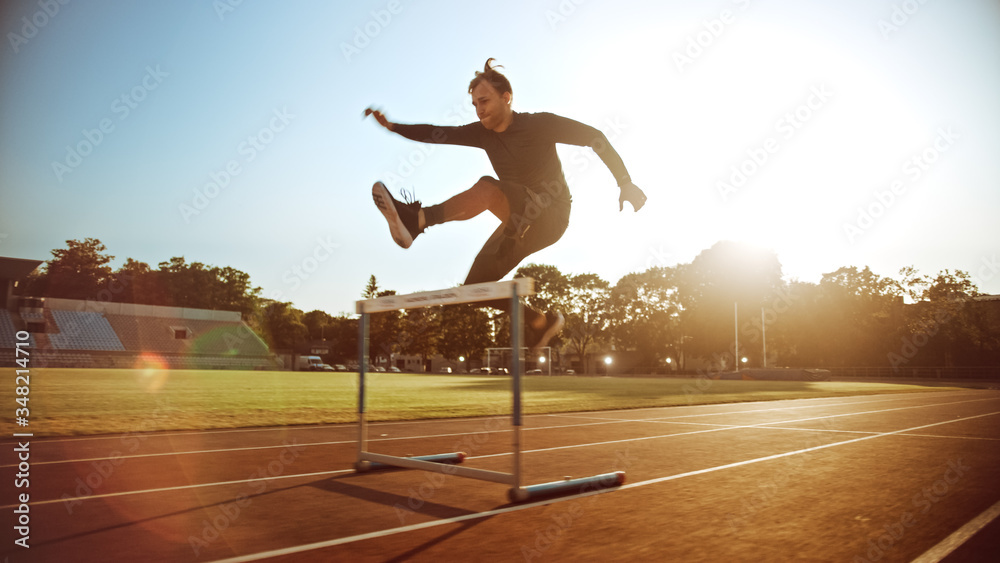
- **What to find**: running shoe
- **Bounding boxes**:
[372,181,422,249]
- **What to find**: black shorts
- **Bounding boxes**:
[464,179,571,285]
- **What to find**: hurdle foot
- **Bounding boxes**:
[508,471,625,503]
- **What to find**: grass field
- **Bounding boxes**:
[4,368,964,437]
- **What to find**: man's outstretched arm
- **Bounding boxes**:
[364,107,480,147]
[543,113,647,212]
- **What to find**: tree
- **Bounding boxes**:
[368,290,402,365]
[678,241,784,367]
[813,266,904,366]
[563,273,610,373]
[516,263,570,316]
[363,275,380,299]
[438,304,492,362]
[609,267,682,369]
[258,300,308,351]
[28,238,114,299]
[893,269,980,367]
[400,306,440,369]
[149,257,260,314]
[302,310,335,341]
[111,258,163,305]
[327,314,359,363]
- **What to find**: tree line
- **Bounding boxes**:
[17,238,999,371]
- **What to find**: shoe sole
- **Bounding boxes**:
[372,181,413,249]
[530,312,565,352]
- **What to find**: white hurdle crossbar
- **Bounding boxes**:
[353,278,624,503]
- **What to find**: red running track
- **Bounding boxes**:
[2,389,998,562]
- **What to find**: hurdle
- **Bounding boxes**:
[354,278,625,503]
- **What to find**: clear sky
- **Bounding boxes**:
[2,0,999,316]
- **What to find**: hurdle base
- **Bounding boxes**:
[355,452,467,473]
[508,471,626,503]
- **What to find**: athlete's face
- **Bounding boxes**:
[471,81,512,132]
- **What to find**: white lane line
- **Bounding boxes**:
[10,396,996,508]
[468,398,1000,460]
[204,410,1000,563]
[3,389,973,446]
[13,393,993,468]
[2,419,639,468]
[15,468,355,508]
[910,498,1000,563]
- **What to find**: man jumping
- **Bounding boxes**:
[366,58,646,351]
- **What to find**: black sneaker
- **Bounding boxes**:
[526,311,565,352]
[372,181,423,249]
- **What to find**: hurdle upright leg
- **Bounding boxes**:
[510,282,524,498]
[356,311,370,471]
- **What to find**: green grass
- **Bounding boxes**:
[4,368,964,436]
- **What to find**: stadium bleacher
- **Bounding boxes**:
[2,299,277,370]
[49,310,126,351]
[0,309,35,348]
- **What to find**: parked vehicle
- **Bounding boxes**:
[296,355,324,371]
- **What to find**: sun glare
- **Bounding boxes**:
[134,353,169,392]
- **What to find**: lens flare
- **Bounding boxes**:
[134,353,169,392]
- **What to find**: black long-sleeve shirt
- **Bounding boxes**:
[392,112,631,203]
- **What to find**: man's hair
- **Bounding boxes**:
[469,58,512,96]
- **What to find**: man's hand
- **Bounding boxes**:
[619,182,647,212]
[363,107,394,131]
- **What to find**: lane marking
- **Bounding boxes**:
[204,410,1000,563]
[2,389,973,446]
[467,397,1000,459]
[15,468,355,508]
[11,392,992,468]
[9,396,997,508]
[910,498,1000,563]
